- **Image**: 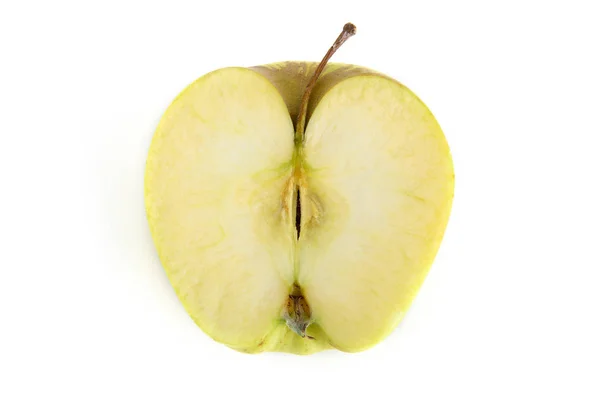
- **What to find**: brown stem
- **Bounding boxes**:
[294,23,356,144]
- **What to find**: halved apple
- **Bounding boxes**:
[145,24,454,354]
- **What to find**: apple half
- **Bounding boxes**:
[145,24,454,354]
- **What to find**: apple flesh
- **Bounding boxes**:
[145,61,454,354]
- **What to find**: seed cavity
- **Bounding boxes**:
[295,187,301,239]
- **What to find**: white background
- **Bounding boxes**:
[1,1,599,399]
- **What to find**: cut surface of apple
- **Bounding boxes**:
[297,75,453,352]
[145,27,454,354]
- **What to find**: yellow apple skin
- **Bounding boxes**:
[145,62,454,355]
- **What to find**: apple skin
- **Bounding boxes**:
[231,317,332,355]
[251,62,386,127]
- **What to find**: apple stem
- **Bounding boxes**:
[294,23,356,144]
